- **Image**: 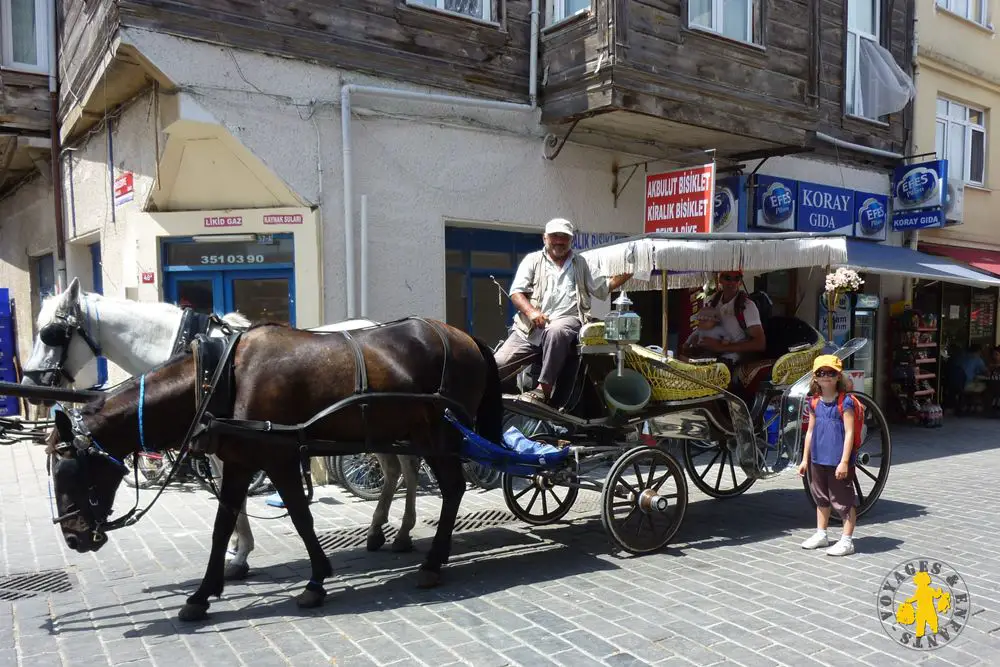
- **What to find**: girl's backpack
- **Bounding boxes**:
[808,392,866,450]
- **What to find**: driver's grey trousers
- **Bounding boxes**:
[494,316,582,389]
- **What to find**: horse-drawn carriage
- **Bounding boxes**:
[34,231,890,621]
[488,231,890,554]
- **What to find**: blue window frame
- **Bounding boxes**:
[89,243,108,386]
[445,227,541,344]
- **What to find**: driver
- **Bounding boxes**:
[697,270,767,368]
[495,218,632,404]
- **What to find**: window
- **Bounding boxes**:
[936,98,987,186]
[689,0,759,44]
[407,0,492,22]
[1,0,48,72]
[936,0,989,26]
[846,0,879,118]
[549,0,590,24]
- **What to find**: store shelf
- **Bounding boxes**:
[887,309,942,427]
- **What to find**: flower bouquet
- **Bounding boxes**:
[823,268,864,342]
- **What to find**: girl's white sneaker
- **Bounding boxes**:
[801,531,829,549]
[826,538,855,556]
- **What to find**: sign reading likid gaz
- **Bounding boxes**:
[644,163,716,234]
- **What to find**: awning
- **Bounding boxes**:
[841,239,1000,288]
[919,243,1000,278]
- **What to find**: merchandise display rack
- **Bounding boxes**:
[886,309,942,427]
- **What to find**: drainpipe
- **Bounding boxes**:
[814,132,906,161]
[340,85,535,319]
[529,0,540,108]
[48,0,66,291]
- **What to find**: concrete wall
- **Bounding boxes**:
[0,177,56,367]
[78,28,653,326]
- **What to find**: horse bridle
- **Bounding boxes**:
[37,305,103,385]
[47,406,129,541]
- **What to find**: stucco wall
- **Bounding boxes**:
[107,28,653,324]
[0,177,56,367]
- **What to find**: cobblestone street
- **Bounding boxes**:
[2,417,999,666]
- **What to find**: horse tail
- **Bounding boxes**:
[471,335,504,445]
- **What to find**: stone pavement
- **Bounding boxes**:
[2,418,1000,667]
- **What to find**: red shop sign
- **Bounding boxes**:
[644,163,716,234]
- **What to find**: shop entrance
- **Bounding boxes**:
[162,234,296,325]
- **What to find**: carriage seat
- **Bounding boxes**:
[579,322,731,402]
[737,316,825,393]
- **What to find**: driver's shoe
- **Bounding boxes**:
[520,387,549,404]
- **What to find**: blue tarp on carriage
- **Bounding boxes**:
[443,410,572,476]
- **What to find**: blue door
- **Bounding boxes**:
[445,227,540,346]
[90,243,109,386]
[162,234,296,326]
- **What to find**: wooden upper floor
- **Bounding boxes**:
[58,0,914,165]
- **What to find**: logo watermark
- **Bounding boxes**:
[877,557,970,650]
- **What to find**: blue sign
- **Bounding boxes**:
[0,288,18,417]
[892,159,948,212]
[713,175,747,233]
[892,208,945,231]
[753,175,797,231]
[795,182,854,235]
[854,192,889,241]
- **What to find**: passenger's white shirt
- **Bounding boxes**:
[716,293,761,342]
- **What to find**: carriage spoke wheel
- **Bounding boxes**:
[682,439,756,498]
[502,470,579,526]
[601,446,688,555]
[802,393,892,521]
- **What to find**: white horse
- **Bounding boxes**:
[21,277,423,579]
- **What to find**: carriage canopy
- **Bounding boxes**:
[581,232,850,290]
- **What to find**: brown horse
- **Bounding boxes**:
[45,318,502,622]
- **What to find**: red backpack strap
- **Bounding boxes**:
[736,292,747,333]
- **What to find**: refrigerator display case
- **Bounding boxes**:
[818,292,880,396]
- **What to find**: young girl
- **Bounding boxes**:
[797,354,857,556]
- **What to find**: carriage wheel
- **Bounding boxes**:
[801,392,892,521]
[601,445,688,555]
[502,471,579,525]
[682,439,757,498]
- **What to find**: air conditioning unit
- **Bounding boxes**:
[944,177,965,226]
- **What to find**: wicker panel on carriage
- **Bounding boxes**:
[579,322,730,401]
[739,316,826,392]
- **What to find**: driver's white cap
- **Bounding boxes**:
[544,218,575,237]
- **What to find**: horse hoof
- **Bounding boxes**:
[295,588,327,609]
[177,603,210,622]
[416,569,441,589]
[391,536,413,553]
[366,532,386,552]
[224,562,250,581]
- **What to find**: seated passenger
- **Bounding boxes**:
[680,307,739,366]
[494,217,632,404]
[698,270,767,368]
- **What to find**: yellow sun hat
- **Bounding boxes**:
[812,354,843,373]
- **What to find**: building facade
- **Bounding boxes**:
[0,0,962,412]
[909,0,1000,357]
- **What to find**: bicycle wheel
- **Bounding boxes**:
[122,451,172,489]
[336,453,399,501]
